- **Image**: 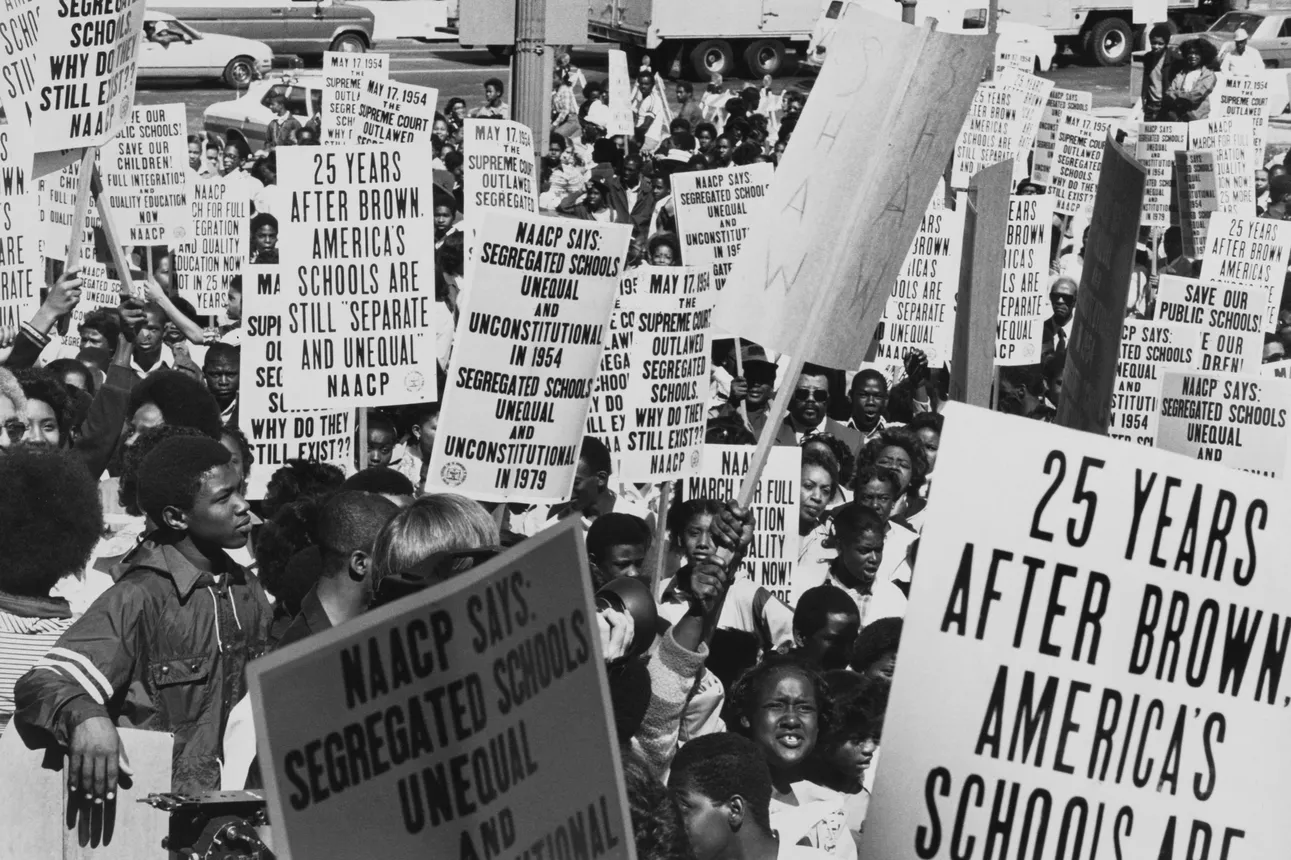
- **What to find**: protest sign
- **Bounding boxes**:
[584,277,634,458]
[248,519,633,860]
[951,159,1011,408]
[1213,73,1273,169]
[29,0,144,151]
[683,445,800,606]
[996,193,1053,365]
[429,213,631,503]
[994,50,1032,77]
[0,126,38,331]
[1109,320,1202,447]
[1049,110,1112,218]
[713,11,994,371]
[463,119,538,220]
[261,146,439,411]
[355,79,438,146]
[1199,212,1291,332]
[1174,150,1217,259]
[0,0,40,175]
[321,51,389,146]
[99,103,191,245]
[1262,358,1291,378]
[606,49,633,138]
[874,192,965,377]
[618,266,715,483]
[1156,274,1264,375]
[1056,136,1147,433]
[36,160,80,262]
[950,81,1016,190]
[1031,88,1091,186]
[1158,369,1291,477]
[860,401,1291,859]
[1135,121,1186,227]
[172,179,248,316]
[672,162,773,293]
[1189,116,1255,213]
[996,68,1052,182]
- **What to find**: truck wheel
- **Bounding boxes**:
[222,55,255,88]
[1088,17,1131,66]
[743,40,786,77]
[487,44,515,60]
[689,40,735,81]
[330,33,367,53]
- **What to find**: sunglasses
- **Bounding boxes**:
[793,389,829,403]
[1050,294,1075,304]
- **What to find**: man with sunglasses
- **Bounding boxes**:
[1042,276,1078,362]
[781,364,863,451]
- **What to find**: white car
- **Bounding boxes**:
[205,72,325,151]
[140,11,274,89]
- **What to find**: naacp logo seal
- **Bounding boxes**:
[690,449,701,469]
[173,226,188,240]
[440,462,467,487]
[405,371,425,394]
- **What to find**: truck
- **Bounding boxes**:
[586,0,823,80]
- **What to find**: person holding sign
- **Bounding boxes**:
[1163,39,1218,121]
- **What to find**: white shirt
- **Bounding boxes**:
[770,783,857,860]
[1222,45,1264,74]
[130,344,175,378]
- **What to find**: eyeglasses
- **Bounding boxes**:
[793,389,829,403]
[2,421,27,443]
[1050,293,1075,304]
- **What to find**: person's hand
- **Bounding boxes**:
[597,607,635,663]
[44,269,83,316]
[711,499,754,555]
[686,561,728,616]
[142,275,167,304]
[728,376,748,404]
[118,300,146,340]
[68,716,131,803]
[904,349,930,386]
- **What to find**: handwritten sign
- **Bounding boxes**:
[0,0,40,174]
[1031,88,1091,186]
[1050,110,1112,217]
[1189,116,1255,214]
[996,194,1053,365]
[0,126,37,330]
[321,51,389,146]
[683,445,801,606]
[1175,150,1217,258]
[429,213,631,503]
[950,81,1016,190]
[1156,274,1264,375]
[248,520,633,860]
[100,103,191,244]
[463,119,537,221]
[1158,369,1291,477]
[172,179,247,316]
[1109,320,1201,447]
[1198,212,1291,332]
[355,79,438,146]
[672,162,772,292]
[1134,121,1186,227]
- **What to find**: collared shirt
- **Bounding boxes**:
[1222,46,1263,74]
[130,344,174,378]
[275,585,333,650]
[220,398,238,427]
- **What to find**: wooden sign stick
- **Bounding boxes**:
[89,162,142,299]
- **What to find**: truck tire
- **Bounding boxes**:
[329,33,367,54]
[743,40,786,77]
[689,40,735,81]
[1088,17,1132,66]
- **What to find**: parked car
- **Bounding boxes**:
[1170,10,1287,67]
[205,72,325,152]
[149,0,375,62]
[140,12,273,88]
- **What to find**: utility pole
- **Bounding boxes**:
[512,0,550,153]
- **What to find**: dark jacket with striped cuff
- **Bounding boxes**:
[12,540,273,793]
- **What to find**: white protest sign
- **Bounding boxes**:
[672,162,772,293]
[36,159,79,262]
[995,193,1053,365]
[0,0,40,174]
[1176,149,1217,258]
[1158,369,1291,477]
[950,81,1016,190]
[1135,121,1187,228]
[1031,88,1091,187]
[463,118,537,221]
[1156,274,1264,375]
[1189,116,1256,213]
[100,103,191,244]
[994,50,1032,77]
[996,68,1053,183]
[248,520,634,860]
[861,401,1291,859]
[268,147,438,411]
[1109,319,1202,447]
[684,445,800,606]
[355,78,438,146]
[875,192,965,376]
[172,179,247,316]
[0,126,38,330]
[1262,358,1291,378]
[1199,212,1291,332]
[321,51,389,146]
[584,276,634,459]
[606,49,633,137]
[618,265,714,483]
[429,213,632,503]
[29,0,144,151]
[1050,110,1111,217]
[1214,73,1273,168]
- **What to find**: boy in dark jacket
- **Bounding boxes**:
[14,436,272,798]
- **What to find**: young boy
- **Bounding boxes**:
[669,732,831,860]
[14,436,273,797]
[586,512,653,586]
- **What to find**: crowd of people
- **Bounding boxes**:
[1,37,1289,860]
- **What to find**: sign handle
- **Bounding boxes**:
[89,163,142,299]
[57,148,96,336]
[358,408,369,475]
[733,337,749,426]
[649,480,672,597]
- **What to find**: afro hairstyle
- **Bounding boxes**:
[261,459,346,521]
[586,512,652,564]
[0,448,103,595]
[668,732,774,831]
[342,467,415,498]
[119,424,210,516]
[850,616,903,675]
[136,435,234,526]
[255,497,325,613]
[128,370,224,439]
[622,752,695,860]
[46,357,97,397]
[17,368,74,444]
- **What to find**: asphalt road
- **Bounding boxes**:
[136,41,1138,139]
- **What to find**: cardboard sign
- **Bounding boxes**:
[1198,212,1291,332]
[875,192,965,377]
[712,12,994,370]
[321,51,389,146]
[1213,73,1273,169]
[672,162,773,293]
[994,50,1032,77]
[429,213,632,503]
[0,127,38,331]
[0,0,40,175]
[29,0,144,151]
[1174,150,1217,258]
[100,103,191,245]
[245,409,354,499]
[1262,357,1291,378]
[37,160,118,349]
[996,68,1053,182]
[1189,116,1255,213]
[1109,320,1202,447]
[463,119,538,220]
[267,147,438,410]
[995,193,1054,365]
[860,401,1291,859]
[1157,369,1291,477]
[618,266,715,483]
[172,179,248,316]
[1031,88,1091,186]
[1156,274,1264,375]
[1050,110,1113,218]
[683,445,801,606]
[584,277,634,458]
[950,81,1016,190]
[606,50,633,137]
[355,79,438,146]
[1135,122,1187,228]
[951,159,1012,408]
[248,520,633,860]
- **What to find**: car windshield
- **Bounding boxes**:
[171,20,201,40]
[1209,12,1261,35]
